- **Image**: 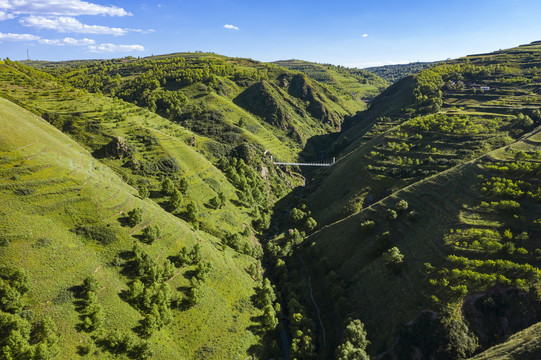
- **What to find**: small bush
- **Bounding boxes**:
[386,209,398,221]
[74,225,117,245]
[395,199,409,211]
[127,208,143,227]
[360,220,375,232]
[141,225,161,244]
[383,247,404,266]
[14,187,35,196]
[34,237,53,248]
[138,185,150,199]
[156,156,180,174]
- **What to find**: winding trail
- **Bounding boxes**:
[299,255,326,350]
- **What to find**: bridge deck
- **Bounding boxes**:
[272,162,332,167]
[270,155,336,167]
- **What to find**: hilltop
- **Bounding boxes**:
[32,53,379,162]
[365,61,439,83]
[273,59,389,111]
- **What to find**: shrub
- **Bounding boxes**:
[382,247,404,266]
[360,220,375,232]
[395,199,409,211]
[14,188,35,196]
[386,209,398,221]
[127,208,143,227]
[74,225,117,245]
[138,185,150,199]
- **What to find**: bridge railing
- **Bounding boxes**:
[270,156,336,167]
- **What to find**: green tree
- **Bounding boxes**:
[138,185,150,199]
[395,199,409,212]
[360,220,375,233]
[305,217,317,232]
[209,196,220,210]
[440,316,478,359]
[161,178,175,195]
[262,305,278,330]
[336,319,370,360]
[178,178,188,195]
[189,244,202,265]
[194,261,212,282]
[382,247,404,266]
[139,312,158,338]
[127,207,143,227]
[289,208,306,223]
[186,202,198,225]
[386,209,398,221]
[168,189,183,212]
[186,286,200,307]
[142,225,161,244]
[218,192,226,208]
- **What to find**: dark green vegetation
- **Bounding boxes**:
[1,40,541,360]
[273,59,388,111]
[275,41,541,359]
[33,53,366,160]
[365,61,439,83]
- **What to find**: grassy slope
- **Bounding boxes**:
[0,61,294,238]
[273,59,389,112]
[295,42,541,355]
[34,54,358,162]
[304,125,541,354]
[309,42,541,226]
[0,95,262,358]
[468,322,541,360]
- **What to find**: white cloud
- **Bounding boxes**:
[0,10,14,20]
[87,43,144,53]
[361,33,368,38]
[39,36,94,45]
[20,15,127,35]
[223,24,239,30]
[0,32,39,41]
[0,0,130,17]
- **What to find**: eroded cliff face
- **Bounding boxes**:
[462,286,541,349]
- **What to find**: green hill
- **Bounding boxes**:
[0,97,267,359]
[273,59,389,112]
[468,322,541,360]
[263,41,541,359]
[364,61,439,83]
[3,41,541,360]
[33,53,361,162]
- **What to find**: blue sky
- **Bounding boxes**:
[1,0,541,67]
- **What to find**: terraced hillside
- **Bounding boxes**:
[0,98,270,359]
[308,42,541,226]
[32,53,377,162]
[273,59,388,112]
[262,41,541,359]
[0,60,296,240]
[3,40,541,360]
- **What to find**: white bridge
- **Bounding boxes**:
[270,155,335,167]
